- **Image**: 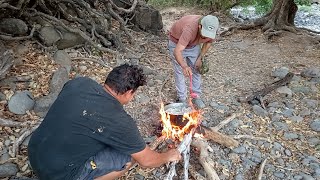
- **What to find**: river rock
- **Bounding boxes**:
[0,18,28,35]
[53,50,72,72]
[38,26,61,46]
[301,67,320,78]
[8,91,35,115]
[0,163,18,178]
[310,119,320,132]
[271,67,289,78]
[49,68,69,94]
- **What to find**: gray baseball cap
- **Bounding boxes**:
[200,15,219,39]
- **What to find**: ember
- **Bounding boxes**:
[159,102,201,141]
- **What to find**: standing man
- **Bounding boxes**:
[168,15,219,109]
[28,64,181,180]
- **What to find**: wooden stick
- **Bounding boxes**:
[165,129,194,180]
[201,126,239,149]
[232,135,271,142]
[211,113,239,131]
[10,124,39,157]
[0,118,28,127]
[191,137,220,180]
[150,136,166,150]
[257,158,268,180]
[189,165,206,180]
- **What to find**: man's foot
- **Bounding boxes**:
[192,97,206,109]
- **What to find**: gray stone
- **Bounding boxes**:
[34,93,58,118]
[310,119,320,132]
[4,140,10,146]
[272,114,281,121]
[273,142,284,150]
[230,119,242,128]
[136,94,150,104]
[0,92,6,101]
[289,116,304,123]
[285,149,292,156]
[252,105,268,117]
[272,121,289,131]
[300,109,311,116]
[49,68,69,94]
[234,174,244,180]
[134,174,145,180]
[210,101,229,112]
[0,163,18,178]
[302,99,318,108]
[282,109,295,117]
[308,137,320,146]
[53,50,72,72]
[292,86,312,94]
[268,102,282,108]
[142,66,155,75]
[0,18,28,35]
[232,146,247,154]
[271,67,289,78]
[274,172,286,178]
[301,67,320,78]
[241,157,256,169]
[0,152,10,162]
[276,158,285,165]
[56,31,86,49]
[268,107,277,114]
[310,77,320,84]
[276,86,293,97]
[8,91,35,115]
[284,132,299,140]
[38,26,61,46]
[298,173,315,180]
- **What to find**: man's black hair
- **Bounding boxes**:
[105,64,147,94]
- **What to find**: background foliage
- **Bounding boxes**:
[147,0,312,14]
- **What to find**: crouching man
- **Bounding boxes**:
[28,64,181,180]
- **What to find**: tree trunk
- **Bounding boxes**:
[260,0,298,36]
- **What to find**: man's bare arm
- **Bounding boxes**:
[131,146,181,168]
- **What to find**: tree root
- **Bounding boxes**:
[71,57,109,67]
[10,124,40,157]
[0,118,29,127]
[257,158,268,180]
[0,0,143,54]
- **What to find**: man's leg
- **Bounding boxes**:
[94,161,134,180]
[76,147,132,180]
[168,40,187,102]
[182,45,201,97]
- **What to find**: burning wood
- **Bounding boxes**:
[158,102,240,179]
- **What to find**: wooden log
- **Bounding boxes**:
[191,137,220,180]
[197,126,239,149]
[238,72,294,105]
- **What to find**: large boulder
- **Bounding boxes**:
[0,18,28,35]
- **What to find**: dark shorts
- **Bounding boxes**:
[76,147,131,180]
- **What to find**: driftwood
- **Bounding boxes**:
[192,137,220,180]
[257,158,268,180]
[238,72,294,105]
[199,126,239,149]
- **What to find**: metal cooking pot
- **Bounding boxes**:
[164,103,193,127]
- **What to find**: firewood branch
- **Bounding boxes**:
[211,113,240,131]
[10,124,39,157]
[191,137,220,180]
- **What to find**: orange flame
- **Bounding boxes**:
[159,102,201,141]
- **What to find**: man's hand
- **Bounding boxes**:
[166,149,182,162]
[195,56,202,73]
[182,65,192,77]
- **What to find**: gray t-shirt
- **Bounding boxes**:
[28,77,146,180]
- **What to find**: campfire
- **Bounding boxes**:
[155,102,240,180]
[159,102,202,141]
